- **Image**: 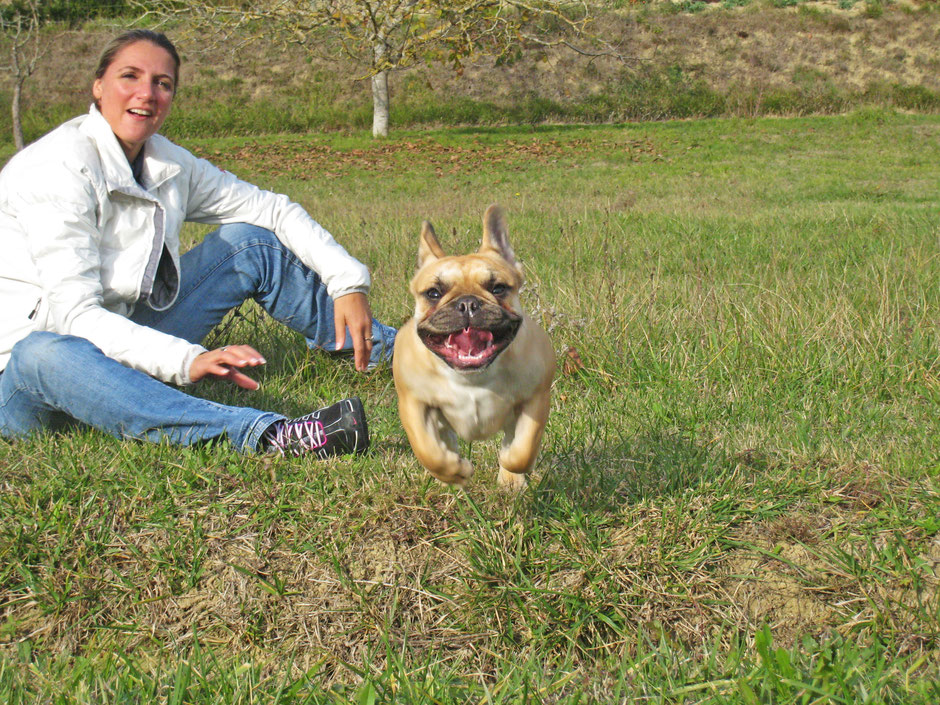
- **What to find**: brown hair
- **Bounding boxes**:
[94,29,181,92]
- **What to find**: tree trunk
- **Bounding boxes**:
[371,41,390,138]
[371,70,389,138]
[12,79,24,151]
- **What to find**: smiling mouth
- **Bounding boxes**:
[419,325,518,370]
[128,108,153,117]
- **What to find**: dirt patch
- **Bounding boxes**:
[724,540,842,644]
[721,497,939,649]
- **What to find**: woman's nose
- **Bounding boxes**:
[135,79,154,99]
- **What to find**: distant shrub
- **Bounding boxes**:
[0,0,137,26]
[797,4,826,19]
[677,0,709,12]
[887,84,940,111]
[848,106,893,125]
[610,65,726,121]
[395,96,509,127]
[758,89,801,114]
[863,0,884,18]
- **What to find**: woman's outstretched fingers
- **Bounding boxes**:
[190,345,266,389]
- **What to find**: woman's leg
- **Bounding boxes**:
[0,332,280,451]
[0,225,386,452]
[131,223,396,366]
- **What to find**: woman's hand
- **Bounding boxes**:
[333,292,374,372]
[190,345,266,390]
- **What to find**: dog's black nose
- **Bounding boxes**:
[456,296,481,317]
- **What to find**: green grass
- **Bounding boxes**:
[1,109,939,702]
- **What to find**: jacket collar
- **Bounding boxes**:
[80,105,181,192]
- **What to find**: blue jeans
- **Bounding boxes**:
[0,223,396,452]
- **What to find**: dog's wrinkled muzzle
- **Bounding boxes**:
[418,301,521,370]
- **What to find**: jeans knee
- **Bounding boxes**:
[211,223,301,283]
[8,332,97,383]
[215,223,281,251]
[10,332,65,375]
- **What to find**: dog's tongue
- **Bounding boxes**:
[448,327,493,354]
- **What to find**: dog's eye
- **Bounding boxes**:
[491,283,509,297]
[424,287,442,301]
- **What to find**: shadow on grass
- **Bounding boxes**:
[529,431,764,519]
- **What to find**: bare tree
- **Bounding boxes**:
[138,0,607,138]
[1,0,45,150]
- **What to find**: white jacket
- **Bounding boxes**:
[0,106,371,385]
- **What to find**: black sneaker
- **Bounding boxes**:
[262,397,369,458]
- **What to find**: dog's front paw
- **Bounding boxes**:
[430,457,474,488]
[497,466,528,491]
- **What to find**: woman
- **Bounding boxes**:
[0,29,396,458]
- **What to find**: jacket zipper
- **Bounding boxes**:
[28,298,41,320]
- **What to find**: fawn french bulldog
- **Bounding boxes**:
[392,205,554,489]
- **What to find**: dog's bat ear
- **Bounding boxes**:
[480,204,518,268]
[418,220,446,267]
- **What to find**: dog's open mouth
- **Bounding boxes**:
[420,325,516,370]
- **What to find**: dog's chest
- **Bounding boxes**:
[438,382,513,441]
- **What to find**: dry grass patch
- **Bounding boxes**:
[722,467,939,650]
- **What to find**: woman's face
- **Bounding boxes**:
[92,40,176,162]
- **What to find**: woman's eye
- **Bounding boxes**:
[424,288,442,301]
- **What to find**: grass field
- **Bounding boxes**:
[1,109,938,702]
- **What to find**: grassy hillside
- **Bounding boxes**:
[0,0,939,146]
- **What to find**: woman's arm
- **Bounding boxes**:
[179,150,372,300]
[173,145,377,368]
[14,163,206,385]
